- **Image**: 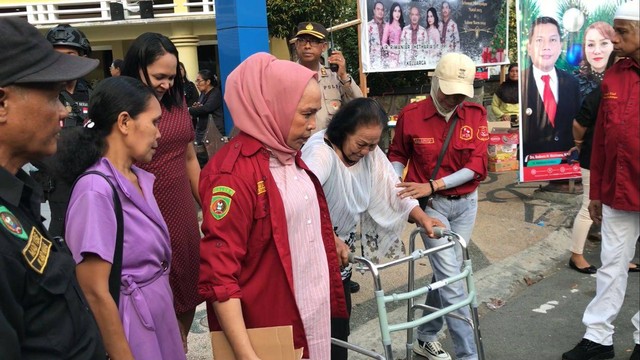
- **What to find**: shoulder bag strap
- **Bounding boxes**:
[68,171,124,307]
[418,111,460,209]
[431,112,460,179]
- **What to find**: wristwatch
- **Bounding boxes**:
[339,75,352,85]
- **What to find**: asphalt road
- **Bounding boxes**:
[479,239,640,360]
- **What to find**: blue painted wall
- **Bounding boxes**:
[215,0,270,134]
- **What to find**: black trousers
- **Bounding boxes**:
[331,276,352,360]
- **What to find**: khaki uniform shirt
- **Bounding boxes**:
[314,65,363,131]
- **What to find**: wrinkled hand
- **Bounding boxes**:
[334,234,350,267]
[501,114,511,122]
[397,182,432,199]
[328,50,348,79]
[588,200,602,225]
[418,215,445,238]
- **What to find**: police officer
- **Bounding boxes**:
[293,21,363,131]
[0,17,104,358]
[32,24,94,237]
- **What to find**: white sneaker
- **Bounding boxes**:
[413,340,452,360]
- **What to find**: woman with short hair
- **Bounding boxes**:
[301,97,443,360]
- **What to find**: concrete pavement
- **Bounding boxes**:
[184,170,638,360]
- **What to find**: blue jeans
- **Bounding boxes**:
[416,190,478,360]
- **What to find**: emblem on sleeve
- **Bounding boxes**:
[210,195,231,220]
[0,206,27,241]
[477,126,489,141]
[22,228,51,274]
[460,125,473,141]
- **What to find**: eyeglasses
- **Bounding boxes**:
[296,37,325,47]
[195,79,205,84]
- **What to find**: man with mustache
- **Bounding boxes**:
[294,21,363,131]
[0,17,104,358]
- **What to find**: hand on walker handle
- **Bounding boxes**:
[409,207,444,238]
[334,234,350,267]
[418,215,445,238]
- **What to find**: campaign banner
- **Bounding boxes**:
[360,0,509,73]
[518,0,621,182]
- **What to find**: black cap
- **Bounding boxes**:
[295,22,328,40]
[0,17,99,87]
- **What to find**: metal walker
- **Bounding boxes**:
[331,227,486,360]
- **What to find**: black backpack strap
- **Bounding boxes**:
[69,170,124,307]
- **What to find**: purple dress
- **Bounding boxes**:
[65,158,186,360]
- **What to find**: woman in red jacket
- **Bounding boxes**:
[198,53,348,359]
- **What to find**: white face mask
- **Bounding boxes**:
[430,76,456,121]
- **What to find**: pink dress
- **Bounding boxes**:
[382,22,402,68]
[137,103,203,314]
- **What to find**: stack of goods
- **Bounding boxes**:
[487,128,519,172]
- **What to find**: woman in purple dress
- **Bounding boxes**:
[381,2,404,68]
[122,33,203,351]
[58,77,185,359]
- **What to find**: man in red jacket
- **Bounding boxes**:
[562,2,640,360]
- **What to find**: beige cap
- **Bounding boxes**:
[434,52,476,98]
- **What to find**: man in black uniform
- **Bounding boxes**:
[0,17,105,358]
[31,24,94,237]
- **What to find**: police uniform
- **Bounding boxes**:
[316,65,363,131]
[0,166,105,359]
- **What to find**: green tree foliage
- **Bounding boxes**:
[491,1,508,53]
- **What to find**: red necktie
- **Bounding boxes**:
[541,75,557,127]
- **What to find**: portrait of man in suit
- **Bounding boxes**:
[521,16,580,163]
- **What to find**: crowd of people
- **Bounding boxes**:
[1,1,639,359]
[369,1,460,69]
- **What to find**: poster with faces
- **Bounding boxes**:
[359,0,509,73]
[518,0,620,182]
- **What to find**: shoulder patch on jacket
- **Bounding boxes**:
[22,228,51,274]
[0,206,27,241]
[210,195,231,220]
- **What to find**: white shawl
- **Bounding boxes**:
[301,130,418,263]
